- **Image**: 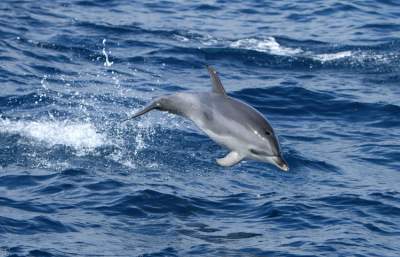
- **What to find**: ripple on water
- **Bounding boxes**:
[0,0,400,256]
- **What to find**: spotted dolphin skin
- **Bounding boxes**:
[125,66,289,171]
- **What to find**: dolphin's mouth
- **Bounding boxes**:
[250,150,289,171]
[272,156,289,171]
[250,149,269,156]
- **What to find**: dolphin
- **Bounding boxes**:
[125,66,289,171]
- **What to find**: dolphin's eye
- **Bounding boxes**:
[265,130,272,136]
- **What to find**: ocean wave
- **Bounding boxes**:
[1,1,399,256]
[236,86,400,123]
[7,21,400,75]
[0,118,107,150]
[0,215,76,235]
[91,189,214,218]
[227,37,400,70]
[230,37,303,56]
[313,50,353,62]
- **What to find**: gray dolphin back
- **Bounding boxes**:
[124,66,226,122]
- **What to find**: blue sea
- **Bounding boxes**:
[0,1,399,256]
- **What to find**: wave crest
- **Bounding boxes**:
[0,119,107,150]
[230,37,303,56]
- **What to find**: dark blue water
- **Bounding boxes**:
[1,0,400,256]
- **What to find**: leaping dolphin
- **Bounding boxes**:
[125,66,289,171]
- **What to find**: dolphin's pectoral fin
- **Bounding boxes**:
[216,151,243,167]
[207,66,226,95]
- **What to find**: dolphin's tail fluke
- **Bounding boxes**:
[122,101,159,122]
[122,94,186,122]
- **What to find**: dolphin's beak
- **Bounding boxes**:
[272,156,289,171]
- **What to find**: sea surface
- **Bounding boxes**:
[0,0,399,256]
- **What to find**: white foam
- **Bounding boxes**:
[102,39,113,67]
[314,51,352,63]
[201,34,218,46]
[230,37,303,56]
[173,34,189,42]
[0,119,107,150]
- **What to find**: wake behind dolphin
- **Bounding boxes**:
[125,66,289,171]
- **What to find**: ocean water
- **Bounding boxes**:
[0,0,399,256]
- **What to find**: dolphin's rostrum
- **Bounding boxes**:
[125,66,289,171]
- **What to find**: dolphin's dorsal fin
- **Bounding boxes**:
[207,66,226,95]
